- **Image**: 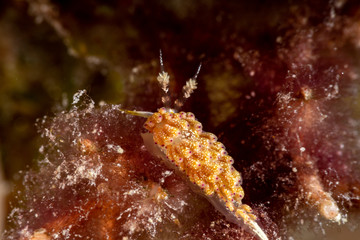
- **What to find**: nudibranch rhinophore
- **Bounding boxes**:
[121,53,268,240]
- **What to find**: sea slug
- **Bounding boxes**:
[121,54,268,240]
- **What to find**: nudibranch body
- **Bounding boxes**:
[122,54,268,240]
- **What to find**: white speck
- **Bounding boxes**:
[62,228,70,237]
[72,90,87,105]
[300,147,306,152]
[124,189,141,196]
[99,100,107,107]
[184,132,191,137]
[107,144,124,154]
[162,171,173,177]
[39,145,44,153]
[292,167,297,172]
[19,226,31,239]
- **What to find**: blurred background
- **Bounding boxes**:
[1,0,360,239]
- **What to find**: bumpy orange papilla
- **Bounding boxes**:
[144,107,258,223]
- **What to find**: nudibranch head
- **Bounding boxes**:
[121,53,269,240]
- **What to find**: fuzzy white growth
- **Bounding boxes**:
[157,51,171,107]
[157,71,170,94]
[183,78,198,98]
[183,63,201,99]
[173,78,197,108]
[157,71,171,106]
[174,63,201,109]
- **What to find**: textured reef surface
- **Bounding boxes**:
[2,0,360,239]
[4,92,277,239]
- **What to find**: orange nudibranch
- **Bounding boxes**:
[121,54,268,240]
[144,108,244,201]
[141,107,268,240]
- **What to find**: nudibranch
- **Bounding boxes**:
[121,53,268,240]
